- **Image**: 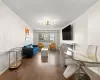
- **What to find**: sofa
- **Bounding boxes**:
[22,44,38,58]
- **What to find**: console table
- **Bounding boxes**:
[9,47,22,69]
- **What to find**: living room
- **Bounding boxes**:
[0,0,100,80]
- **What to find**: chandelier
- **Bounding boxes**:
[38,18,56,26]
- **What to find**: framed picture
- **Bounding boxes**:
[25,27,30,41]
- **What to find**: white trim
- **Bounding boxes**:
[0,56,22,75]
[0,67,8,75]
[18,57,23,60]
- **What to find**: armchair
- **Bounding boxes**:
[60,43,76,67]
[72,45,97,63]
[49,42,56,50]
[38,42,44,48]
[59,43,79,79]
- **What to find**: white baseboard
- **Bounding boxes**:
[18,57,22,60]
[0,56,22,75]
[0,67,8,75]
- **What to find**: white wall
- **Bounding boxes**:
[73,13,88,45]
[0,0,33,75]
[60,12,88,51]
[73,13,88,51]
[88,1,100,45]
[87,1,100,75]
[60,0,100,51]
[60,0,100,47]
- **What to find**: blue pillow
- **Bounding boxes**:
[26,45,30,48]
[26,44,33,48]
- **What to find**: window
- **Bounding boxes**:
[38,33,49,42]
[38,32,55,42]
[50,33,54,41]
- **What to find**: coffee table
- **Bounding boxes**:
[41,48,48,57]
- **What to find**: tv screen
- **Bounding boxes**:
[62,25,73,40]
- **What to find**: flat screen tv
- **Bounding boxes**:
[62,25,73,40]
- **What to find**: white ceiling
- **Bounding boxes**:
[2,0,99,30]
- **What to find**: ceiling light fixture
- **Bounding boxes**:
[38,18,56,27]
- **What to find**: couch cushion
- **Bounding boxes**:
[26,44,33,48]
[33,47,38,54]
[26,45,30,48]
[34,47,38,51]
[33,45,38,47]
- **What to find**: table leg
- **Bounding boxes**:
[16,51,17,66]
[9,51,10,67]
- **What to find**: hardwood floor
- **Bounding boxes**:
[0,50,96,80]
[0,50,67,80]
